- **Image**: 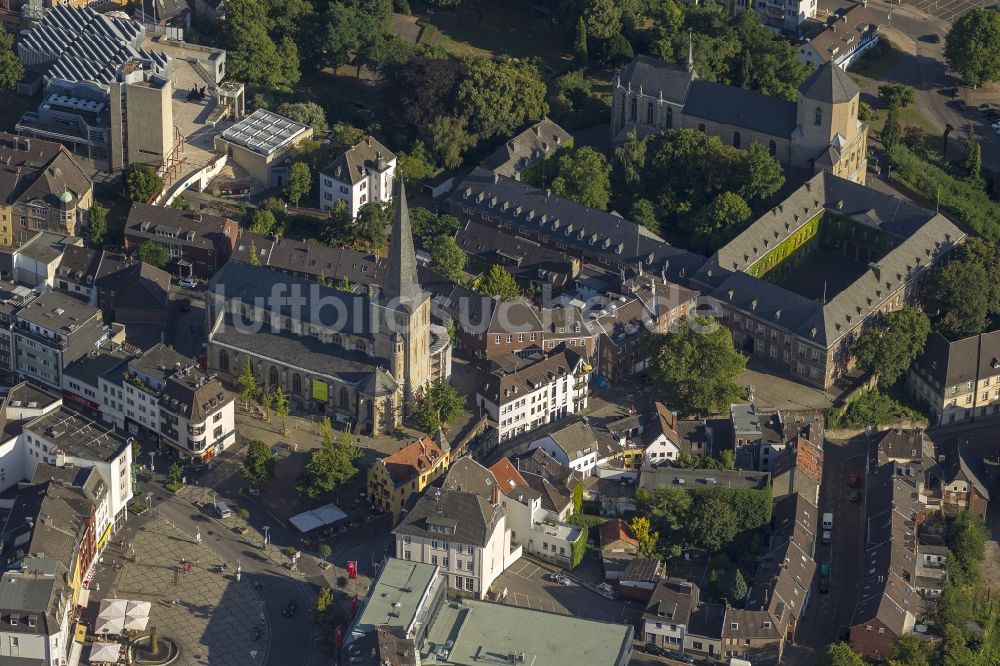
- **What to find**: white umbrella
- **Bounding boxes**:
[122,615,149,631]
[94,615,125,636]
[89,641,123,663]
[97,598,127,620]
[125,600,151,618]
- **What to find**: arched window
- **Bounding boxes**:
[355,341,367,354]
[768,140,777,157]
[339,387,349,408]
[332,333,342,346]
[630,97,637,121]
[697,123,705,133]
[733,131,741,149]
[620,95,626,129]
[268,366,279,386]
[666,107,673,129]
[292,373,301,395]
[218,349,229,373]
[646,102,654,124]
[262,312,271,327]
[814,106,822,126]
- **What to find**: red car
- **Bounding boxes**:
[848,473,861,487]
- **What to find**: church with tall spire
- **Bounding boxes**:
[204,178,452,436]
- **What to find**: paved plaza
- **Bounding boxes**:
[105,516,267,666]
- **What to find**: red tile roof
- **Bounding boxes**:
[489,458,528,495]
[381,437,446,487]
[599,518,638,549]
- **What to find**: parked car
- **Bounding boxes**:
[556,574,572,586]
[927,33,941,43]
[819,577,830,594]
[666,651,696,664]
[822,530,832,545]
[978,103,993,115]
[850,489,862,503]
[644,643,666,656]
[848,473,861,487]
[819,563,830,578]
[596,583,615,599]
[179,277,198,289]
[218,182,251,197]
[282,600,297,617]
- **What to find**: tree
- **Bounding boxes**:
[276,102,328,133]
[250,209,277,235]
[310,587,345,643]
[167,462,184,485]
[729,569,748,603]
[413,380,464,433]
[740,142,785,203]
[248,240,261,266]
[687,497,737,551]
[356,202,388,252]
[323,200,353,246]
[430,235,466,281]
[242,440,275,486]
[964,130,982,180]
[647,316,746,416]
[574,18,588,64]
[636,486,692,535]
[382,57,467,142]
[852,308,931,388]
[606,33,633,67]
[285,162,311,206]
[0,31,22,91]
[223,0,300,87]
[719,449,735,470]
[947,511,987,583]
[688,191,751,249]
[550,146,612,210]
[902,125,926,149]
[123,164,164,203]
[473,264,522,300]
[427,115,473,170]
[329,123,367,153]
[457,57,548,141]
[945,8,1000,87]
[237,357,259,409]
[88,203,109,248]
[298,418,361,499]
[410,208,460,247]
[614,129,646,199]
[630,516,659,558]
[878,83,916,111]
[630,199,659,234]
[136,241,170,269]
[571,482,583,515]
[882,109,902,152]
[354,11,387,78]
[934,578,974,628]
[397,141,436,182]
[890,635,932,666]
[318,544,332,559]
[923,258,991,339]
[273,387,290,431]
[819,642,865,666]
[583,0,622,41]
[938,623,974,665]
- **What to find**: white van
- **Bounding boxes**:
[822,512,833,531]
[214,502,232,519]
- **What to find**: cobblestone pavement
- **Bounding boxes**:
[108,516,268,666]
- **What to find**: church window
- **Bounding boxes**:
[333,333,342,346]
[340,387,349,408]
[769,140,777,157]
[630,97,637,121]
[666,107,673,128]
[646,102,654,124]
[814,107,822,126]
[733,131,741,149]
[268,366,279,386]
[218,349,229,373]
[698,123,705,133]
[292,373,302,394]
[620,95,626,129]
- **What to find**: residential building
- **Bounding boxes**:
[0,281,35,376]
[874,428,938,504]
[527,416,599,477]
[346,558,632,666]
[915,544,947,599]
[511,446,582,506]
[123,203,238,278]
[215,110,313,188]
[643,578,699,651]
[908,329,1000,426]
[939,438,989,517]
[102,343,234,462]
[479,118,572,180]
[63,346,133,417]
[206,182,453,435]
[21,405,134,532]
[93,253,171,327]
[13,290,109,390]
[479,350,589,442]
[618,558,666,602]
[367,435,451,518]
[319,136,396,218]
[799,5,884,69]
[12,231,82,289]
[455,217,580,289]
[599,518,638,580]
[693,171,965,390]
[232,230,384,287]
[134,0,191,33]
[612,57,868,185]
[0,558,71,666]
[770,435,823,505]
[849,462,922,661]
[54,245,102,302]
[0,133,93,247]
[393,487,521,599]
[724,0,816,32]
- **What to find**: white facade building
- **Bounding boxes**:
[478,349,589,442]
[528,418,600,478]
[319,137,396,218]
[0,558,71,666]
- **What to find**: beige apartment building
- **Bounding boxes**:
[908,330,1000,426]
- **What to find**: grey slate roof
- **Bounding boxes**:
[480,118,573,178]
[639,467,770,490]
[232,231,383,286]
[0,134,92,210]
[384,179,420,304]
[799,62,861,104]
[942,439,990,500]
[616,55,695,105]
[442,457,496,500]
[394,488,504,548]
[322,136,395,186]
[685,80,798,138]
[913,330,1000,391]
[64,348,132,388]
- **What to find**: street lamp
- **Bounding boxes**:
[262,525,270,549]
[145,493,152,511]
[148,451,155,473]
[196,527,201,544]
[236,560,242,582]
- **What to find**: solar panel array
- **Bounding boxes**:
[220,109,309,157]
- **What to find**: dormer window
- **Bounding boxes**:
[814,107,822,125]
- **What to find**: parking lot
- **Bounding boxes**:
[493,559,645,625]
[904,0,993,24]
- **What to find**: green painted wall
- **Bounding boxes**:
[747,211,824,279]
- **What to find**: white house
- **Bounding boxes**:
[0,558,71,666]
[799,5,883,70]
[394,487,521,599]
[528,417,599,478]
[478,349,589,442]
[643,578,700,652]
[319,137,396,218]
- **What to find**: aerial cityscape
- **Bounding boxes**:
[0,0,997,664]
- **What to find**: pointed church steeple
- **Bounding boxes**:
[384,178,420,304]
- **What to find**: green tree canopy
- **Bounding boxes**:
[647,315,747,417]
[298,418,361,499]
[276,102,327,132]
[414,380,464,433]
[945,8,1000,87]
[88,203,109,248]
[630,198,659,234]
[473,264,522,301]
[237,357,259,409]
[878,83,916,111]
[242,440,276,486]
[285,161,312,206]
[852,308,931,388]
[427,115,473,171]
[457,57,548,141]
[584,0,621,41]
[430,234,466,281]
[168,462,184,485]
[820,643,866,666]
[964,130,982,180]
[882,108,902,151]
[740,141,785,203]
[356,202,389,252]
[410,208,460,247]
[136,241,170,269]
[629,516,659,558]
[946,511,987,584]
[0,31,24,91]
[890,635,932,666]
[397,141,437,182]
[574,17,588,64]
[937,623,974,665]
[922,237,1000,339]
[550,146,612,210]
[729,569,748,603]
[223,0,300,87]
[250,209,278,235]
[686,497,737,551]
[382,57,467,144]
[124,164,164,203]
[687,191,751,250]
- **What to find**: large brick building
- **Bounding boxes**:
[124,203,238,278]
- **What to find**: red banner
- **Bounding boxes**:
[347,560,357,579]
[335,625,343,649]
